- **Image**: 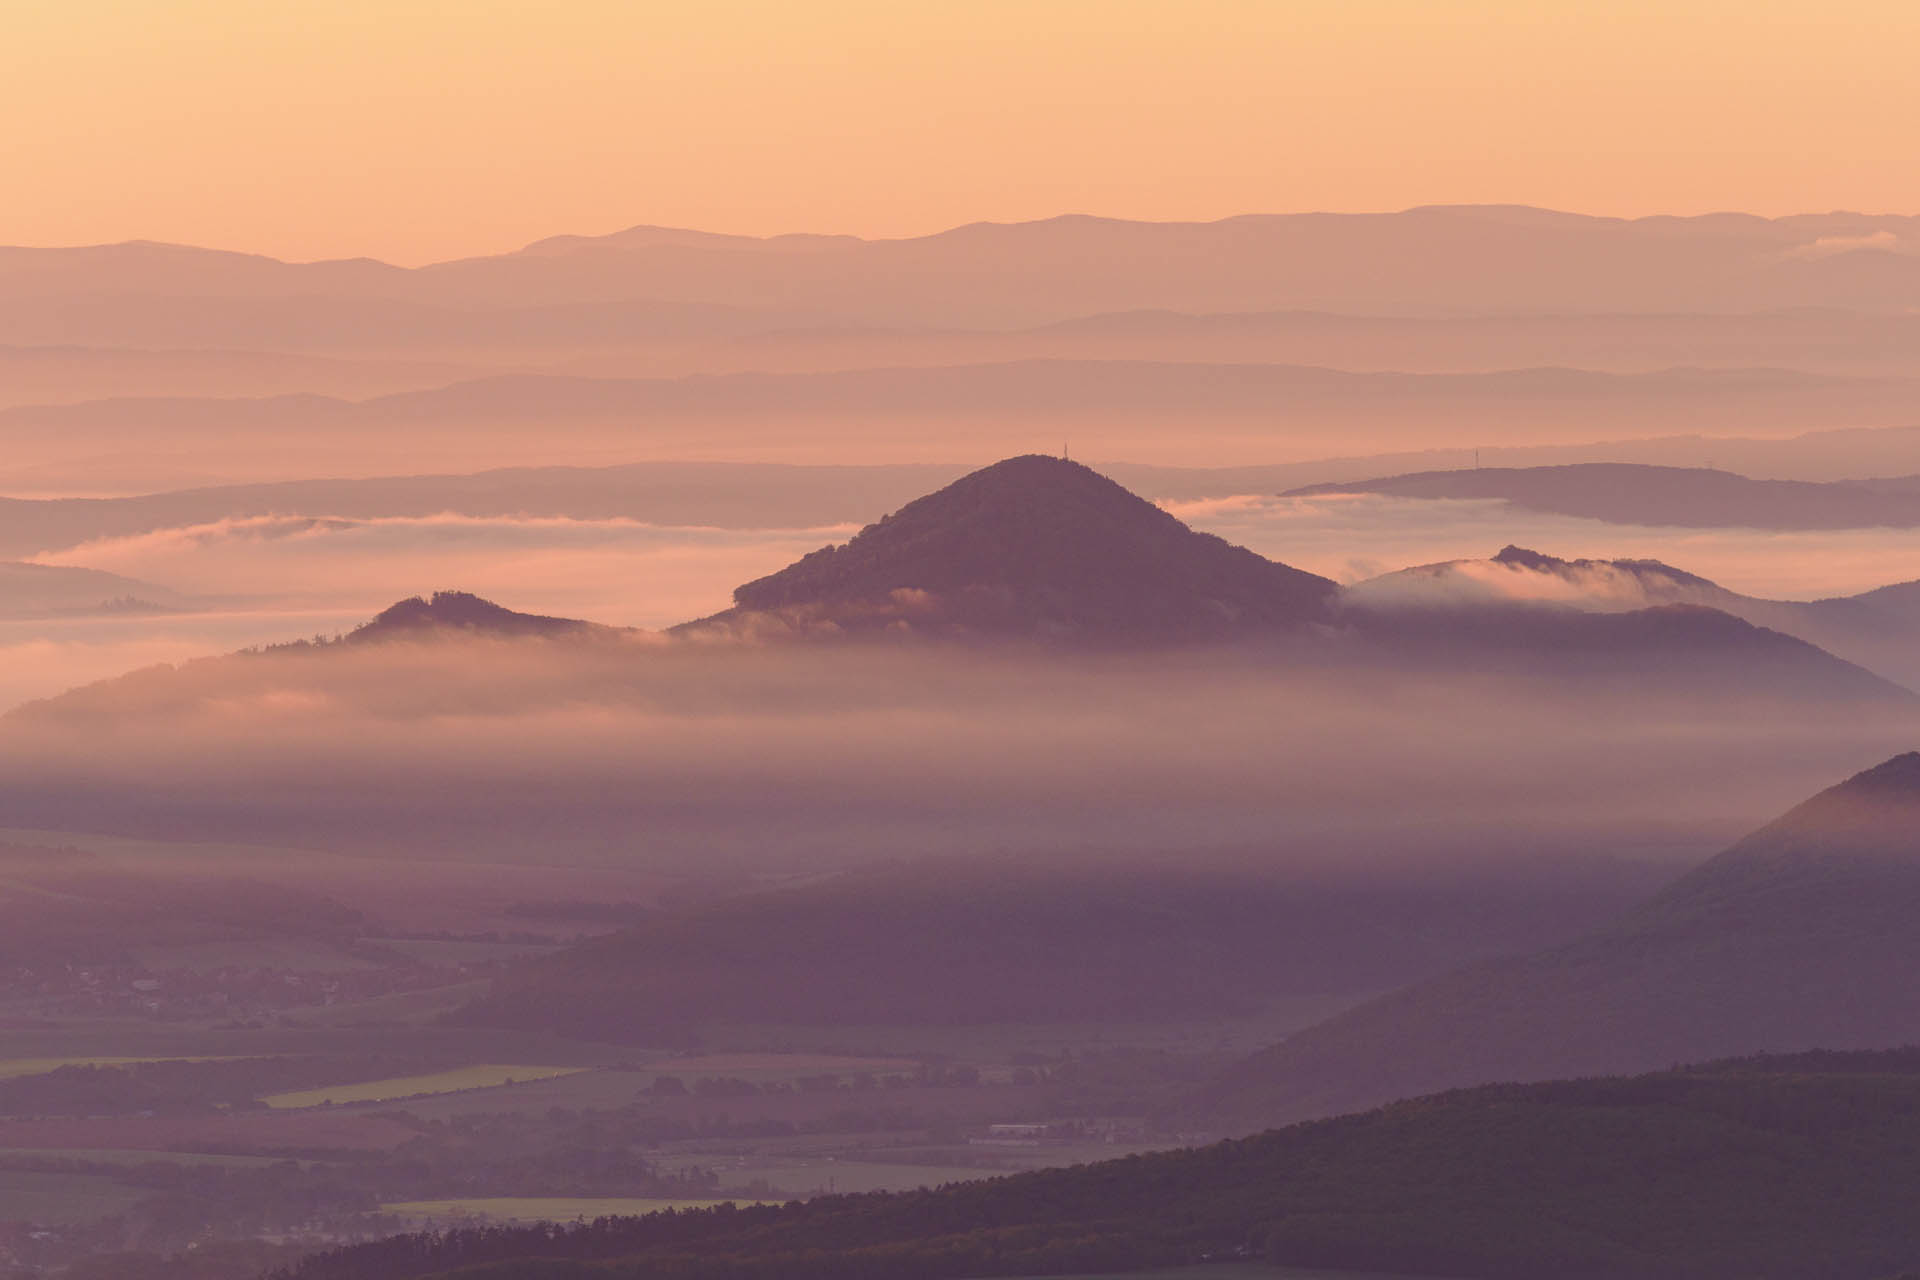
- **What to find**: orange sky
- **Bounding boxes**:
[5,0,1915,264]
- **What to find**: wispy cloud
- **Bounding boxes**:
[1167,494,1920,599]
[33,513,856,625]
[4,640,1906,871]
[1783,230,1914,260]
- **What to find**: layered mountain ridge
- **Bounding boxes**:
[1195,752,1920,1132]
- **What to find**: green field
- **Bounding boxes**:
[384,1066,649,1117]
[0,1021,631,1072]
[0,827,312,863]
[385,1052,946,1120]
[382,1197,771,1224]
[277,980,492,1028]
[262,1064,590,1108]
[0,1147,300,1168]
[0,1167,148,1224]
[0,1054,242,1080]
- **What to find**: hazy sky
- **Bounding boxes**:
[7,0,1915,263]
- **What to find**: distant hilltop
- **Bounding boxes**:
[689,454,1337,641]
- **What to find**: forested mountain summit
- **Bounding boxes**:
[346,590,612,641]
[687,454,1339,641]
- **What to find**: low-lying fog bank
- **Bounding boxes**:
[4,636,1908,871]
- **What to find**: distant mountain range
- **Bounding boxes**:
[5,363,1915,479]
[16,459,1920,568]
[0,344,483,410]
[164,457,1905,703]
[1195,753,1920,1132]
[0,461,971,558]
[11,207,1920,488]
[0,561,184,618]
[10,208,1920,334]
[1293,462,1920,529]
[26,458,1909,701]
[546,306,1920,381]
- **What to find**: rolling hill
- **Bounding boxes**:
[343,591,612,642]
[1347,544,1920,691]
[1193,753,1920,1131]
[7,364,1916,468]
[1338,597,1912,704]
[0,561,186,617]
[1288,463,1920,530]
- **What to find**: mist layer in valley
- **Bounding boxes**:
[20,468,1920,707]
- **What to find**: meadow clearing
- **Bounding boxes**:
[0,1167,147,1224]
[0,1055,226,1079]
[262,1064,590,1108]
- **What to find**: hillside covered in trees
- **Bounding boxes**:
[275,1049,1920,1280]
[686,454,1338,641]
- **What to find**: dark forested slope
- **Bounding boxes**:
[276,1050,1920,1280]
[345,590,612,641]
[684,454,1338,641]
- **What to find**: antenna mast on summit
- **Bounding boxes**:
[1063,441,1070,460]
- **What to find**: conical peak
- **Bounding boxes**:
[851,454,1169,541]
[930,453,1118,495]
[724,455,1336,638]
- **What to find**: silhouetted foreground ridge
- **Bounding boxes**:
[274,1049,1920,1280]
